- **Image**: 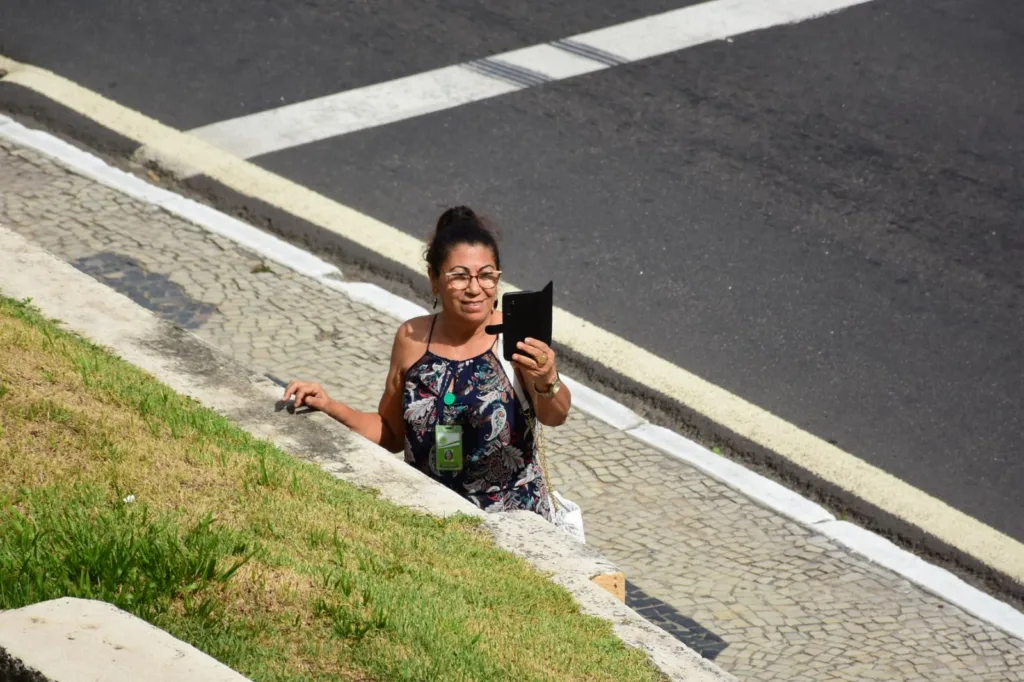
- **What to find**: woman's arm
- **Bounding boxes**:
[282,325,411,453]
[512,338,572,427]
[526,373,571,427]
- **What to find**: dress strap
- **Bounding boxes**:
[426,314,438,353]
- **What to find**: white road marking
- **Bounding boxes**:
[190,66,518,160]
[495,43,606,80]
[187,0,877,159]
[4,54,1024,640]
[576,0,865,61]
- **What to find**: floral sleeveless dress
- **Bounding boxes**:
[402,317,552,520]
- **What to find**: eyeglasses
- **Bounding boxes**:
[445,269,502,290]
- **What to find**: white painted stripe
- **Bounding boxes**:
[0,115,340,280]
[189,65,519,159]
[629,423,836,526]
[186,0,875,159]
[2,120,116,180]
[561,376,646,431]
[159,196,341,278]
[316,278,430,323]
[575,0,874,62]
[816,520,1024,641]
[497,44,608,80]
[5,56,1024,642]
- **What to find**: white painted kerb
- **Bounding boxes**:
[0,115,339,280]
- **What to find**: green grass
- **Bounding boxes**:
[0,295,662,682]
[1,485,255,623]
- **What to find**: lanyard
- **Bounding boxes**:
[438,362,461,424]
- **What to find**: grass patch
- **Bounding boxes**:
[0,296,662,682]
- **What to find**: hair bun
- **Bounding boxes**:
[436,205,478,232]
[425,206,501,276]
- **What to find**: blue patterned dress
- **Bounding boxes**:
[402,317,552,519]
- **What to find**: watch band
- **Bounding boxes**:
[535,375,562,398]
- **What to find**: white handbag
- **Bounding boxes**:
[551,487,587,544]
[498,338,587,543]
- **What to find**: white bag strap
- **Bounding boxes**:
[496,335,528,409]
[497,335,564,512]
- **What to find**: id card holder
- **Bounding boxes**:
[435,425,463,471]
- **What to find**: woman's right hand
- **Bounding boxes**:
[283,380,332,411]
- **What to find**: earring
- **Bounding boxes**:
[433,297,438,309]
[494,298,498,310]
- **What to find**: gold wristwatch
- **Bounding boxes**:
[535,375,562,398]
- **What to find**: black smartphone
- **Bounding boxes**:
[492,281,553,362]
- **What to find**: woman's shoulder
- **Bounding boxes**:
[392,314,434,365]
[383,315,433,380]
[396,314,435,343]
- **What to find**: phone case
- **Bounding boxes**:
[497,281,553,362]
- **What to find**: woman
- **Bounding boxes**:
[282,206,571,520]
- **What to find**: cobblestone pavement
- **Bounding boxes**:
[2,139,1023,681]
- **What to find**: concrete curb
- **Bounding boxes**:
[2,112,1022,643]
[0,225,738,682]
[0,599,250,682]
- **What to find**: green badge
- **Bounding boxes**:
[435,424,463,471]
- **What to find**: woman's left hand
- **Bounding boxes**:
[513,338,558,390]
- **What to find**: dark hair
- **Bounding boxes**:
[425,206,501,276]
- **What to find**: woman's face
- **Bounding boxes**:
[434,243,500,325]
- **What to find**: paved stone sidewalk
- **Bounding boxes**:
[2,139,1023,682]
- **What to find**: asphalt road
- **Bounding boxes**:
[2,0,1022,539]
